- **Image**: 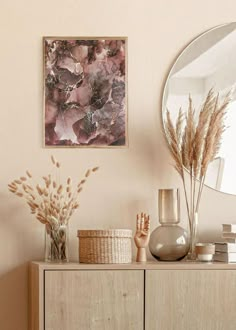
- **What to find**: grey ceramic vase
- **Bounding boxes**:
[149,189,189,261]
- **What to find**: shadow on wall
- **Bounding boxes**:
[0,192,43,330]
[0,263,29,330]
[199,229,222,243]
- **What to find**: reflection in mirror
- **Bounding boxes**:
[163,22,236,195]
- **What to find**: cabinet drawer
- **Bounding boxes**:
[146,270,236,330]
[45,270,144,330]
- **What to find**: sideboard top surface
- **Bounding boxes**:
[31,260,236,270]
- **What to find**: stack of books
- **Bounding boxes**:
[214,224,236,263]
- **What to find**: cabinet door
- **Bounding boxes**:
[146,270,236,330]
[45,270,144,330]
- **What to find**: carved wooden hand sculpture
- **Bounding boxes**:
[134,213,150,262]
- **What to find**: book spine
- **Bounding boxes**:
[222,224,236,233]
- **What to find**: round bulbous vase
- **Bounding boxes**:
[149,224,189,261]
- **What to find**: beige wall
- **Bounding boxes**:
[1,0,236,329]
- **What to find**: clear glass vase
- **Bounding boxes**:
[188,212,199,260]
[149,189,189,261]
[149,222,189,261]
[45,223,69,262]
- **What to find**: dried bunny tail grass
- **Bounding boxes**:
[27,201,39,209]
[36,214,47,224]
[16,192,23,197]
[26,170,32,178]
[8,187,17,192]
[51,155,56,165]
[28,193,36,200]
[46,175,52,188]
[9,181,17,187]
[43,189,49,197]
[36,184,44,196]
[8,185,17,193]
[85,166,99,177]
[14,180,22,185]
[78,179,86,186]
[26,184,34,191]
[8,182,17,189]
[201,92,231,177]
[42,176,50,188]
[193,89,217,177]
[165,110,183,177]
[73,202,79,209]
[8,156,100,226]
[85,169,91,177]
[22,184,28,192]
[57,185,63,194]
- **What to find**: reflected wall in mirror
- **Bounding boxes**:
[163,22,236,195]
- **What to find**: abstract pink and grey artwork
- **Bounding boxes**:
[44,37,127,147]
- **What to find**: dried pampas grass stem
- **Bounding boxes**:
[165,88,231,232]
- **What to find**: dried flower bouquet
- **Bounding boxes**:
[8,156,99,261]
[164,88,231,256]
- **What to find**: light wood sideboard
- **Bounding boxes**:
[30,261,236,330]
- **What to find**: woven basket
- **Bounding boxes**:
[77,229,132,264]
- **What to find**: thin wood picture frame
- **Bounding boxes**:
[43,36,128,148]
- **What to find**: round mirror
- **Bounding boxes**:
[162,22,236,195]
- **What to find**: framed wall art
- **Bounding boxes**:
[43,37,127,147]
